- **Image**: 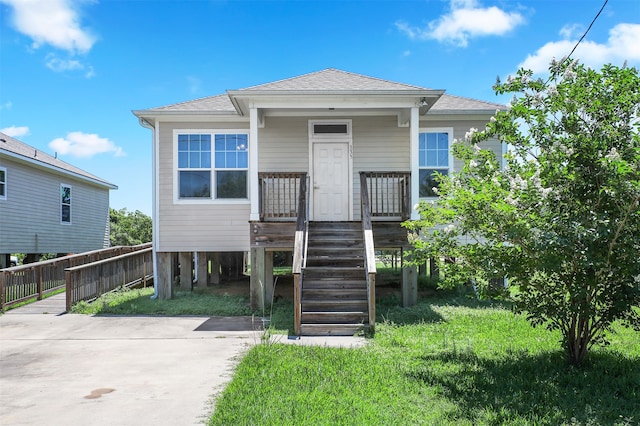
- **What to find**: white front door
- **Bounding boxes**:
[312,142,350,221]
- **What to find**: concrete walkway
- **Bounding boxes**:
[0,295,259,426]
[0,294,367,425]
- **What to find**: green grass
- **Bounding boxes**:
[70,287,253,316]
[210,292,640,425]
[65,277,639,424]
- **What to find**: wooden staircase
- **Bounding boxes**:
[299,222,370,336]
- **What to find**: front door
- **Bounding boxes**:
[312,142,350,221]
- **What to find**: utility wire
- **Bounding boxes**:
[564,0,609,64]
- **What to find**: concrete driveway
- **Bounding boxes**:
[0,295,259,426]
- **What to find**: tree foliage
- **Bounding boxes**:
[110,208,152,246]
[405,60,640,366]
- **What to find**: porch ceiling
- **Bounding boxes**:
[227,91,445,118]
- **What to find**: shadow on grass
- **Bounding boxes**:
[407,347,640,424]
[268,289,508,332]
[376,288,511,326]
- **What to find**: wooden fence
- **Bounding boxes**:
[0,244,151,311]
[65,246,153,311]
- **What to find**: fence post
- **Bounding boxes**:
[0,270,6,312]
[98,263,103,297]
[36,265,43,300]
[65,269,72,312]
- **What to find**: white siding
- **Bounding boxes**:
[154,115,501,250]
[420,118,502,172]
[157,121,251,252]
[352,116,410,220]
[259,117,309,172]
[0,157,110,253]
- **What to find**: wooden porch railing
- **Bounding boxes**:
[359,173,377,332]
[293,174,309,336]
[0,244,151,311]
[259,172,306,220]
[360,172,411,220]
[65,246,154,311]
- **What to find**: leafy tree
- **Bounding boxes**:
[405,60,640,366]
[110,208,152,246]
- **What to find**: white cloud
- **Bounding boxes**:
[1,125,30,137]
[49,132,125,158]
[559,24,582,40]
[520,23,640,73]
[0,0,96,54]
[45,53,95,78]
[0,101,13,110]
[396,0,524,47]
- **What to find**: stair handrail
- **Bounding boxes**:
[359,172,377,332]
[293,173,309,335]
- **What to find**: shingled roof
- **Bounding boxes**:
[0,132,117,189]
[240,68,428,92]
[135,68,504,115]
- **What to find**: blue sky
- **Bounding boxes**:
[1,0,638,216]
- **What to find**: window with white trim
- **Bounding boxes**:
[419,131,450,197]
[61,184,71,224]
[178,134,212,198]
[0,167,6,200]
[214,134,248,198]
[177,132,248,200]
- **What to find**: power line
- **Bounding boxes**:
[565,0,609,62]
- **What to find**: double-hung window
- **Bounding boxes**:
[214,134,248,198]
[61,184,71,224]
[177,131,248,200]
[178,134,212,198]
[419,130,451,197]
[0,167,6,200]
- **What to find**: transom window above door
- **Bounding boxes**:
[310,120,352,139]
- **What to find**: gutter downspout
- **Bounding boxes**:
[139,117,159,299]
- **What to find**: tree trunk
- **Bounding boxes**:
[566,316,592,366]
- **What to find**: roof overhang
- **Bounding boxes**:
[132,110,245,125]
[133,89,447,128]
[226,89,445,117]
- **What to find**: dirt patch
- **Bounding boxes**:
[202,274,404,301]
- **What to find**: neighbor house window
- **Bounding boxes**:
[177,132,248,200]
[0,167,6,200]
[61,184,71,224]
[419,131,450,197]
[178,134,212,198]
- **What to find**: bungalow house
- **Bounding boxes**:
[0,132,117,267]
[133,69,504,335]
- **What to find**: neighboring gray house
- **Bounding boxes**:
[133,69,504,335]
[0,132,117,267]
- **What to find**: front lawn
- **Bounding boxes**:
[209,293,640,425]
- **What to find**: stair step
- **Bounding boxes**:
[302,279,366,289]
[298,221,372,336]
[302,300,368,311]
[301,311,367,323]
[306,258,364,268]
[299,323,365,336]
[304,266,364,278]
[303,288,366,298]
[309,222,361,230]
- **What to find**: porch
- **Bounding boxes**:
[250,171,419,336]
